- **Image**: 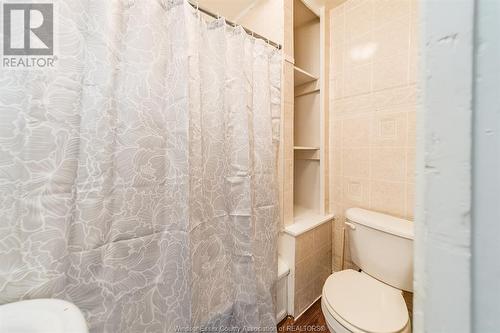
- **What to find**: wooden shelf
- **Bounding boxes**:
[294,66,318,86]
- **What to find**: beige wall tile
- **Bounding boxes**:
[295,285,313,316]
[295,258,312,293]
[369,180,406,217]
[294,222,332,315]
[370,147,406,182]
[312,276,323,301]
[406,146,416,182]
[330,73,344,100]
[373,18,410,64]
[342,148,370,178]
[344,33,374,68]
[342,176,370,207]
[407,111,416,146]
[333,254,342,272]
[406,182,415,219]
[329,0,417,272]
[334,92,374,115]
[373,85,417,110]
[408,47,418,84]
[316,243,332,271]
[370,112,408,147]
[330,6,345,48]
[342,115,370,147]
[344,63,372,97]
[410,0,418,19]
[331,43,344,74]
[345,0,370,12]
[333,213,345,232]
[331,120,342,149]
[313,222,332,251]
[332,148,342,174]
[295,230,313,263]
[332,175,342,205]
[345,1,373,40]
[409,19,419,84]
[373,0,410,27]
[373,52,409,91]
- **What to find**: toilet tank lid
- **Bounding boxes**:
[345,208,413,239]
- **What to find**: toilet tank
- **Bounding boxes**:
[345,208,413,292]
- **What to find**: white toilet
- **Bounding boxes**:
[321,208,413,333]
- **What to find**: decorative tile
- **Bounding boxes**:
[342,177,370,206]
[370,112,407,147]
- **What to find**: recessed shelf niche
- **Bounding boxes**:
[293,0,323,220]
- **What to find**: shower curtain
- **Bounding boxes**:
[0,0,281,332]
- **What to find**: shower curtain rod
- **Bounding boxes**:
[188,1,282,50]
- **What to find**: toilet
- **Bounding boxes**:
[321,208,413,333]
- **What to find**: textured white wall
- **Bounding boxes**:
[414,1,474,332]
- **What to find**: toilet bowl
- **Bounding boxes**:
[321,208,413,333]
[322,270,410,333]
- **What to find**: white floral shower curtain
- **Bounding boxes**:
[0,0,281,332]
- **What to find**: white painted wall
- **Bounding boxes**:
[416,0,500,332]
[235,0,284,45]
[471,1,500,332]
[198,0,284,45]
[415,1,474,332]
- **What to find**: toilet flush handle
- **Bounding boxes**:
[344,221,356,230]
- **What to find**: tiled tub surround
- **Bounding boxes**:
[328,0,418,272]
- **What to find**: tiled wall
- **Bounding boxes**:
[294,221,332,316]
[328,0,418,271]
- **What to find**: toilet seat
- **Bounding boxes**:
[322,270,409,333]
